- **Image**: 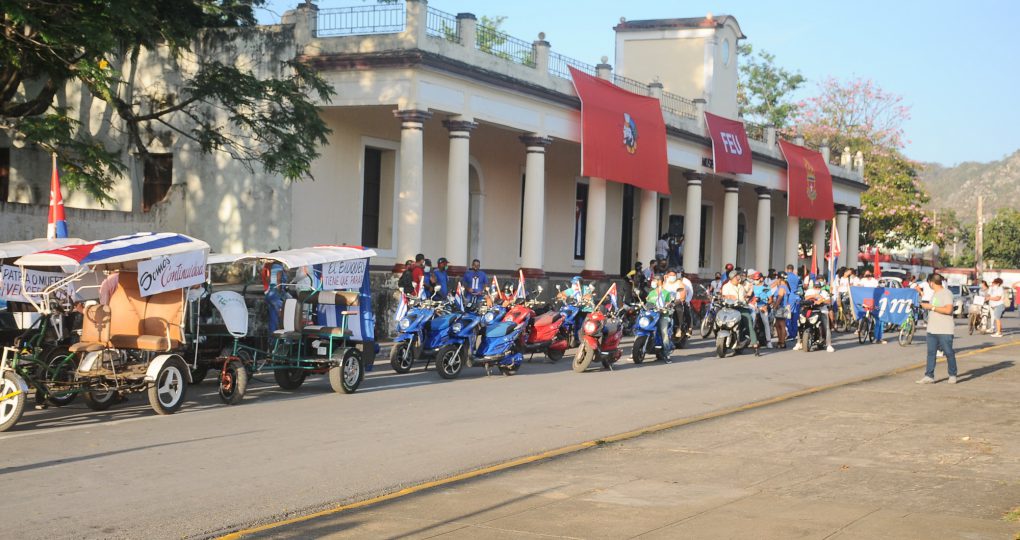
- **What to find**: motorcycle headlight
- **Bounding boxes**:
[451,322,463,333]
[799,315,806,324]
[638,316,651,328]
[584,320,599,334]
[399,318,411,330]
[808,314,819,324]
[483,311,496,324]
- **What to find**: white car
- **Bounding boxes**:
[946,285,970,318]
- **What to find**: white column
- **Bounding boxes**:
[583,177,607,279]
[721,179,739,269]
[812,219,826,273]
[637,188,658,267]
[394,109,431,268]
[835,205,849,269]
[847,209,861,270]
[785,214,800,270]
[754,187,771,272]
[442,118,476,270]
[520,134,552,276]
[683,173,703,274]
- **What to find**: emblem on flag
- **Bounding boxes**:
[805,159,818,202]
[622,113,638,154]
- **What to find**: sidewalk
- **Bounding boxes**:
[248,340,1020,540]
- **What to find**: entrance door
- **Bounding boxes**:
[620,185,635,275]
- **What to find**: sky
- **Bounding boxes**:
[257,1,1020,166]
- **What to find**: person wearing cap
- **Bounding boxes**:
[429,257,449,297]
[721,270,760,352]
[795,278,835,352]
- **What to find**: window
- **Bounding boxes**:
[574,182,589,260]
[0,148,8,203]
[361,148,382,247]
[700,204,713,269]
[142,154,173,212]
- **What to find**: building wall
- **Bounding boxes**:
[617,35,707,98]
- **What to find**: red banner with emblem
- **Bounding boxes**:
[778,140,834,220]
[704,112,752,174]
[569,67,669,194]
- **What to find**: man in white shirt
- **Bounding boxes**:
[988,278,1006,337]
[721,270,760,352]
[858,270,879,288]
[795,279,834,352]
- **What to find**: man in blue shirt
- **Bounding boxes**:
[785,264,802,339]
[430,257,450,297]
[461,259,487,304]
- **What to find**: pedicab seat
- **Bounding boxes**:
[103,272,186,353]
[301,291,357,338]
[69,304,111,352]
[273,298,304,340]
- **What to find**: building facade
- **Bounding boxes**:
[1,1,868,279]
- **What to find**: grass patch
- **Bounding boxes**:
[1004,506,1020,522]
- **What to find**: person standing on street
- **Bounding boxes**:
[461,259,487,304]
[988,278,1006,337]
[430,257,450,297]
[656,234,669,262]
[917,273,959,384]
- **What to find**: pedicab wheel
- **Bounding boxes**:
[84,389,118,411]
[632,335,648,364]
[38,348,76,407]
[0,371,28,432]
[217,359,248,405]
[572,345,593,373]
[435,345,463,380]
[389,342,414,374]
[148,356,189,415]
[545,348,564,363]
[190,361,210,385]
[274,368,307,390]
[329,348,364,394]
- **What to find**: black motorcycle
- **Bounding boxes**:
[797,300,829,352]
[700,295,721,338]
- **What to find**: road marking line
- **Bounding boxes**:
[217,338,1020,539]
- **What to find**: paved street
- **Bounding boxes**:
[2,319,1017,539]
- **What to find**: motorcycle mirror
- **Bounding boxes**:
[434,285,442,292]
[555,284,561,291]
[538,285,543,293]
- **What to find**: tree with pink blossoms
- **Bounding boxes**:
[794,78,934,250]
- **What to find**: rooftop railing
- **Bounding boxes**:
[475,24,536,67]
[317,4,405,37]
[425,6,460,43]
[613,74,649,96]
[547,51,595,79]
[660,91,697,120]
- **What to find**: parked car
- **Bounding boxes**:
[946,284,969,318]
[877,277,903,289]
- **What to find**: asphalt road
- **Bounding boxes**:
[1,318,1012,539]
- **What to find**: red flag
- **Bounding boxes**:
[778,140,834,221]
[828,217,842,260]
[569,67,669,194]
[47,154,69,239]
[874,247,882,278]
[811,245,818,277]
[704,112,752,174]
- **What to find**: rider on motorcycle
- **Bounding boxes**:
[664,270,694,339]
[645,275,676,362]
[721,270,760,354]
[795,279,835,352]
[750,271,774,348]
[557,276,593,303]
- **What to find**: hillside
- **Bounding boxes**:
[920,150,1020,221]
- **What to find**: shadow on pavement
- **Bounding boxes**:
[959,360,1015,383]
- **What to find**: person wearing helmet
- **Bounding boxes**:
[796,278,834,352]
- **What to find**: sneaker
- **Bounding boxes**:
[793,341,803,351]
[879,340,888,344]
[993,333,1003,337]
[664,358,672,364]
[826,345,835,353]
[915,376,935,384]
[948,376,957,384]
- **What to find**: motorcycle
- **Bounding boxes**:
[700,295,721,338]
[503,287,569,362]
[390,290,459,373]
[631,303,677,364]
[618,300,642,337]
[713,299,763,358]
[434,301,485,380]
[472,307,526,376]
[797,299,829,352]
[572,305,624,372]
[553,286,592,348]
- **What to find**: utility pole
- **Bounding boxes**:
[975,195,984,278]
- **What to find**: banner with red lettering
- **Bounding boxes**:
[704,112,752,174]
[569,67,669,194]
[778,140,834,221]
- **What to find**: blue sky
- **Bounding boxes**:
[257,1,1020,166]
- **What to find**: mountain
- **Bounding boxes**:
[919,150,1020,221]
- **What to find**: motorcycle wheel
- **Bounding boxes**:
[572,345,594,373]
[715,335,727,358]
[567,332,580,349]
[700,315,715,338]
[435,345,463,380]
[546,348,564,363]
[801,333,811,353]
[389,342,414,374]
[632,335,648,364]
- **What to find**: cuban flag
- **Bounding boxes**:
[417,276,427,300]
[455,281,465,311]
[655,289,666,308]
[828,217,841,281]
[491,275,501,300]
[607,282,618,311]
[515,270,526,299]
[395,291,408,322]
[47,154,68,239]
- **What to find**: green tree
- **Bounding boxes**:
[736,44,806,129]
[1,0,334,203]
[984,208,1020,268]
[795,78,933,249]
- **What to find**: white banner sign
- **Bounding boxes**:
[320,258,367,290]
[137,250,207,297]
[1,265,73,302]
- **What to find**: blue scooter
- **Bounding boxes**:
[390,294,459,374]
[435,301,484,379]
[631,303,677,364]
[470,292,525,376]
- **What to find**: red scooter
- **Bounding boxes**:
[572,305,624,372]
[503,288,569,362]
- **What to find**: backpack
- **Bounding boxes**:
[398,268,414,293]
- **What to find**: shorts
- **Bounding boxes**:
[992,305,1006,321]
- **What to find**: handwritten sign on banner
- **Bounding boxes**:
[1,265,73,302]
[320,258,367,290]
[137,250,207,297]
